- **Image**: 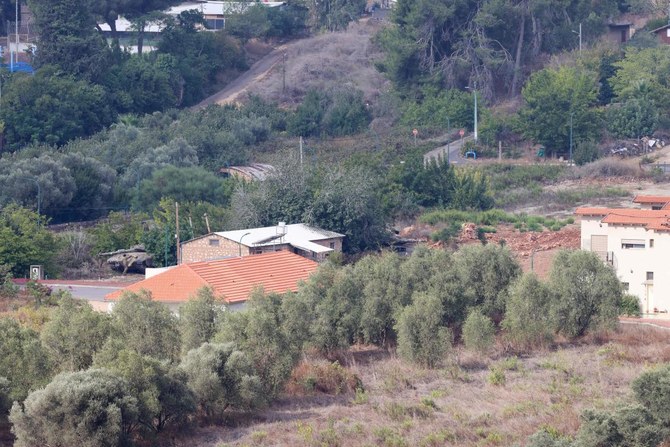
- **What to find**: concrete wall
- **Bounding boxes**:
[581,217,670,314]
[181,234,251,263]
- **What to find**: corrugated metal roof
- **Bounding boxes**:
[105,251,318,304]
[215,223,344,252]
[219,163,275,181]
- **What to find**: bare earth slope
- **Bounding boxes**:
[196,19,390,108]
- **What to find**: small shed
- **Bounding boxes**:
[607,22,633,44]
[650,23,670,45]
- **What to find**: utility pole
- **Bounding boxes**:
[466,84,478,142]
[14,0,18,71]
[203,213,211,233]
[569,112,574,164]
[299,136,303,165]
[175,202,180,265]
[573,23,582,55]
[282,52,286,94]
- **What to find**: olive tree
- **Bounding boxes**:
[41,295,111,372]
[462,309,496,353]
[549,250,621,338]
[215,290,299,398]
[10,369,138,447]
[110,291,181,361]
[94,349,195,434]
[179,287,225,354]
[395,292,452,368]
[180,342,264,417]
[454,244,521,320]
[0,317,52,404]
[503,273,556,349]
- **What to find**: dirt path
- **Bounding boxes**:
[193,44,290,109]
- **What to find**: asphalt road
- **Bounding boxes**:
[423,134,474,166]
[45,284,123,302]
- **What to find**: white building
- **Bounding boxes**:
[576,196,670,314]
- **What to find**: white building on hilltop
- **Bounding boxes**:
[576,196,670,314]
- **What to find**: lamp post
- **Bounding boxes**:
[569,112,574,164]
[239,232,251,257]
[572,23,582,55]
[17,176,40,225]
[445,116,450,164]
[465,84,478,142]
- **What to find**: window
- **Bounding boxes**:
[647,272,654,281]
[621,239,645,249]
[622,282,629,291]
[208,239,220,247]
[205,18,225,30]
[650,239,655,248]
[652,205,663,210]
[329,242,335,249]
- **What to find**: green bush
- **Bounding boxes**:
[462,310,495,353]
[503,273,555,349]
[549,250,622,338]
[631,364,670,424]
[619,293,641,317]
[396,293,452,368]
[9,369,138,447]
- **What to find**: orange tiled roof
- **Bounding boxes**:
[106,250,319,304]
[632,195,670,204]
[575,207,614,216]
[600,209,670,232]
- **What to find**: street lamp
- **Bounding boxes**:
[465,84,478,142]
[17,176,41,225]
[572,23,582,55]
[569,112,574,164]
[444,116,451,164]
[238,232,251,257]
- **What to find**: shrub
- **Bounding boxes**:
[487,367,506,386]
[454,244,521,320]
[549,250,621,338]
[462,310,495,353]
[574,405,666,447]
[9,369,138,447]
[110,291,181,362]
[180,342,264,417]
[285,361,362,396]
[631,364,670,424]
[503,273,555,349]
[179,287,225,354]
[573,140,601,166]
[40,295,111,373]
[395,293,452,368]
[619,294,642,317]
[527,428,572,447]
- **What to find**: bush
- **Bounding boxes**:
[631,364,670,424]
[573,140,600,166]
[575,406,666,447]
[462,310,495,353]
[527,428,572,447]
[284,361,362,396]
[503,273,555,349]
[9,369,138,447]
[549,250,621,338]
[180,342,264,417]
[395,293,452,368]
[619,293,641,317]
[179,287,225,354]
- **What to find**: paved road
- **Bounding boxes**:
[423,134,474,165]
[45,283,123,302]
[193,44,291,109]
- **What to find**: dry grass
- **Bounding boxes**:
[171,324,670,447]
[245,20,390,106]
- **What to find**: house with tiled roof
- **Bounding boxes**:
[181,223,345,264]
[575,196,670,314]
[104,250,318,312]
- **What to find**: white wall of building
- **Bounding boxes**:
[581,217,670,314]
